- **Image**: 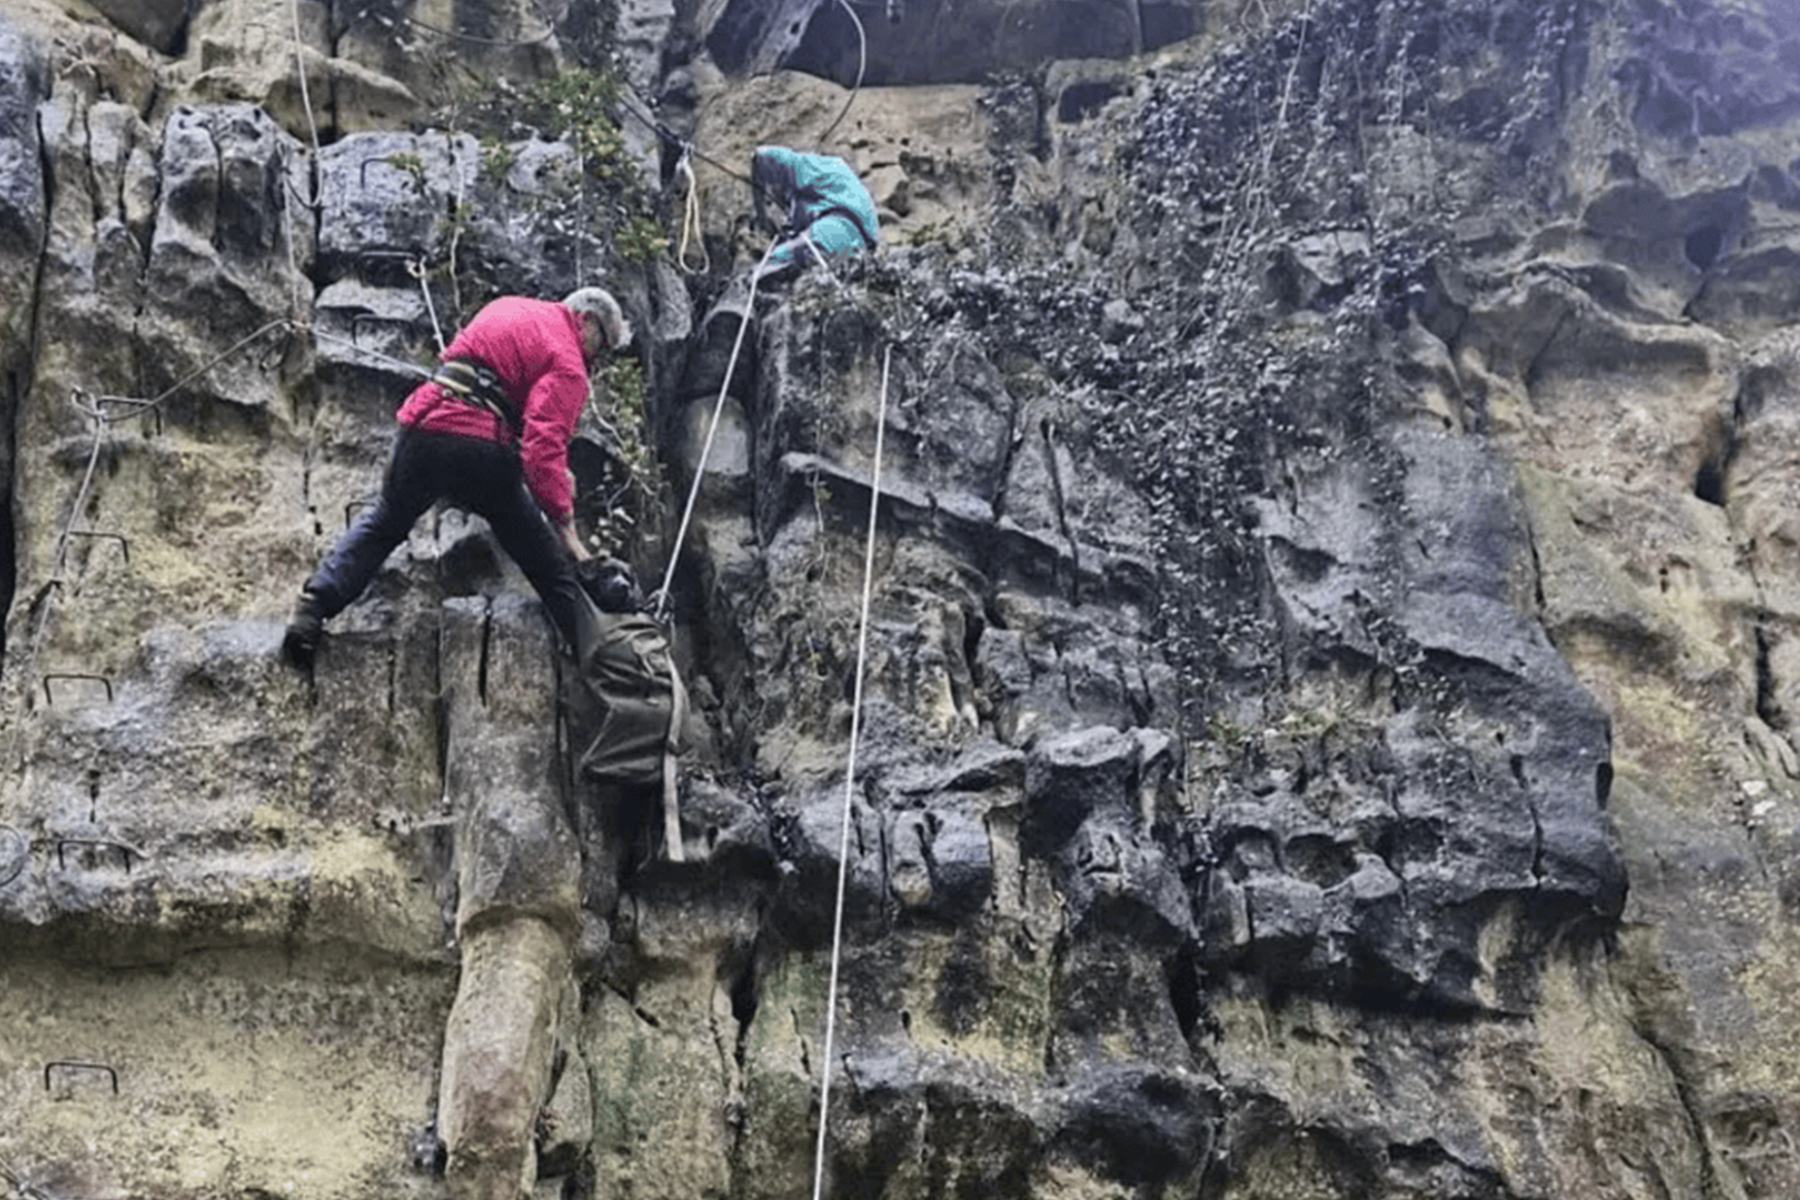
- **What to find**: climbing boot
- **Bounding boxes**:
[281,588,326,670]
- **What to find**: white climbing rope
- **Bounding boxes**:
[281,0,329,341]
[652,234,781,621]
[409,256,448,354]
[308,326,437,382]
[799,231,852,296]
[816,0,868,148]
[287,0,325,192]
[811,342,892,1200]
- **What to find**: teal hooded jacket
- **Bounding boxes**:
[752,146,881,269]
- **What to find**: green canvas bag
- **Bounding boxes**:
[566,609,687,788]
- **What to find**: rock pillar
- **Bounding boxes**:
[439,917,571,1200]
[436,594,582,1200]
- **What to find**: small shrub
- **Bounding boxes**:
[522,67,629,183]
[386,151,428,192]
[618,215,669,263]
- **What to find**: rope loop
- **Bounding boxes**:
[676,149,712,276]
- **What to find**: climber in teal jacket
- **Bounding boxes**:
[750,145,880,281]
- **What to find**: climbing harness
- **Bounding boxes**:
[430,358,510,416]
[810,343,893,1200]
[431,355,521,446]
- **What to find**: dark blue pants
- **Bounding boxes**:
[307,428,587,653]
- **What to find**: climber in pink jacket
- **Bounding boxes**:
[282,288,632,669]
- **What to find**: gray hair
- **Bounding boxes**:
[563,287,632,351]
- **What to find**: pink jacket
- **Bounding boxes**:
[396,296,591,524]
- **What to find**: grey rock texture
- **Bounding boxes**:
[3,0,1800,1197]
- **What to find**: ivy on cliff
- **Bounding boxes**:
[1081,0,1600,727]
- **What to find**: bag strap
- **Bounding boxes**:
[660,663,689,862]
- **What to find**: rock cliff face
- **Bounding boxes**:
[4,0,1800,1197]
